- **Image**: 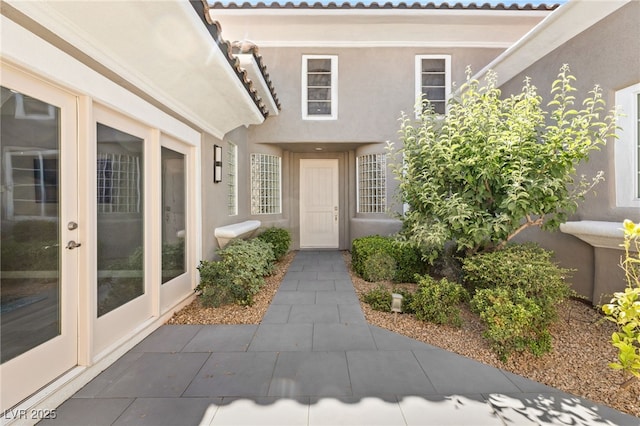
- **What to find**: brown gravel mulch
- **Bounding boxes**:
[167,250,640,418]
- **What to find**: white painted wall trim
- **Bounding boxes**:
[615,82,640,208]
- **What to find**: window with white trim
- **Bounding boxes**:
[415,55,451,116]
[302,55,338,120]
[227,142,237,216]
[250,153,281,214]
[357,154,387,213]
[614,82,640,208]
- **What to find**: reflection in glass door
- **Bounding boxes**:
[1,89,62,361]
[96,123,144,317]
[161,147,186,283]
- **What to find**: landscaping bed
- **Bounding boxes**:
[167,250,639,418]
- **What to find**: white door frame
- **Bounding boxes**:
[299,159,339,248]
[0,63,79,412]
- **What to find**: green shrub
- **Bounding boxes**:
[257,227,291,260]
[410,275,469,327]
[196,238,275,306]
[462,243,572,315]
[362,252,397,282]
[352,235,425,283]
[471,287,551,361]
[391,287,415,315]
[602,220,640,385]
[391,65,617,258]
[1,238,58,271]
[219,238,275,279]
[11,220,57,242]
[464,243,572,360]
[196,260,238,307]
[1,220,58,271]
[363,285,392,312]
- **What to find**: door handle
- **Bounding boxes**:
[66,240,82,250]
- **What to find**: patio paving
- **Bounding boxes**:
[39,250,639,426]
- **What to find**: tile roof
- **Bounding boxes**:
[190,0,277,118]
[210,1,561,10]
[231,41,282,112]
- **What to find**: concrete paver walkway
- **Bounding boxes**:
[40,251,639,425]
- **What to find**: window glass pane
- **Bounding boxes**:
[161,147,185,284]
[421,59,445,72]
[227,142,237,216]
[307,74,331,87]
[251,154,281,215]
[422,74,445,87]
[308,59,331,72]
[308,101,332,115]
[1,88,61,363]
[358,154,387,213]
[305,57,335,117]
[308,88,331,101]
[97,123,144,316]
[422,87,445,102]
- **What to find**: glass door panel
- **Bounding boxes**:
[1,88,61,362]
[96,123,144,317]
[161,147,185,283]
[0,65,78,413]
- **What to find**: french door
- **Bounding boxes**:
[0,64,79,411]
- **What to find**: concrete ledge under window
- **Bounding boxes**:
[559,221,627,251]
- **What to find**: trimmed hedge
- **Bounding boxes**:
[196,238,275,307]
[257,227,291,261]
[351,235,425,283]
[464,243,572,360]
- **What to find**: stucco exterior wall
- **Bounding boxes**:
[201,127,291,259]
[247,46,505,249]
[250,46,505,144]
[498,2,640,302]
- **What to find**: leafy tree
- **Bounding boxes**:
[389,65,618,259]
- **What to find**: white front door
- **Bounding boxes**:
[0,64,79,411]
[300,159,339,248]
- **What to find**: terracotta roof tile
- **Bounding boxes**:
[190,0,276,118]
[210,1,560,10]
[232,41,282,111]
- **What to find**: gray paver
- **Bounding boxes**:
[315,290,359,305]
[313,323,376,351]
[130,324,202,353]
[45,250,638,426]
[113,398,222,426]
[346,350,437,396]
[248,323,313,351]
[269,351,352,397]
[288,304,340,323]
[413,349,521,394]
[338,304,367,324]
[182,325,257,352]
[98,352,209,398]
[261,304,291,323]
[184,352,278,397]
[270,290,316,305]
[37,398,134,426]
[296,279,336,291]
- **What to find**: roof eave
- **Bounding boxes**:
[473,0,633,86]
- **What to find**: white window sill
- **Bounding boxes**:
[559,221,628,251]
